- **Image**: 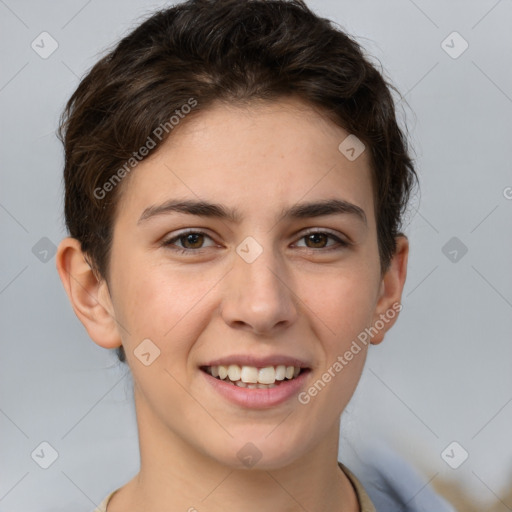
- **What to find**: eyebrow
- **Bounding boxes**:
[137,198,367,226]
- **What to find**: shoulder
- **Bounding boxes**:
[92,488,119,512]
[338,462,376,512]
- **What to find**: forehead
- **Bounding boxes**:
[115,97,375,225]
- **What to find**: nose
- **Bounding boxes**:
[220,243,298,336]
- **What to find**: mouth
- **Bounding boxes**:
[200,364,310,389]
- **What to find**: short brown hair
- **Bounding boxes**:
[58,0,417,363]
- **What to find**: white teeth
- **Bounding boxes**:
[228,364,241,381]
[241,366,259,384]
[275,365,286,380]
[258,366,276,384]
[205,364,303,385]
[218,365,228,379]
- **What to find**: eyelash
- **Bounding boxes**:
[161,229,349,255]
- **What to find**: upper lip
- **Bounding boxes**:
[200,354,310,369]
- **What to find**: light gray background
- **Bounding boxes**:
[1,1,511,511]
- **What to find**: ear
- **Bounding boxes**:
[370,235,409,345]
[55,237,122,349]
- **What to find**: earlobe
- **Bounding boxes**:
[370,236,409,345]
[55,237,122,349]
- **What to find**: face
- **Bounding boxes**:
[80,97,405,469]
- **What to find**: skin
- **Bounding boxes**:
[56,96,408,512]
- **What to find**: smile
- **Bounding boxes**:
[200,364,311,408]
[201,364,306,389]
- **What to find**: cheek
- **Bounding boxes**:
[113,258,220,358]
[295,272,374,416]
[297,263,379,347]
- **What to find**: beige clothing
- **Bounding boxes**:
[93,462,375,512]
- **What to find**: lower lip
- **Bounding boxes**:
[201,369,310,409]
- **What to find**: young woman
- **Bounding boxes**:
[56,1,416,510]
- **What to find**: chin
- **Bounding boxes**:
[204,431,309,471]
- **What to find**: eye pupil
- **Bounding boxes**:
[182,233,203,248]
[306,233,327,248]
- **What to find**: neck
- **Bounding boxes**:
[110,387,359,512]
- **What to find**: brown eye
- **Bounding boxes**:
[295,230,347,250]
[179,232,205,249]
[162,230,217,254]
[304,232,329,249]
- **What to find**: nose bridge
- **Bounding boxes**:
[221,235,297,332]
[239,240,282,295]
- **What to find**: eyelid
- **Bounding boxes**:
[162,229,218,249]
[293,228,350,248]
[162,227,350,253]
